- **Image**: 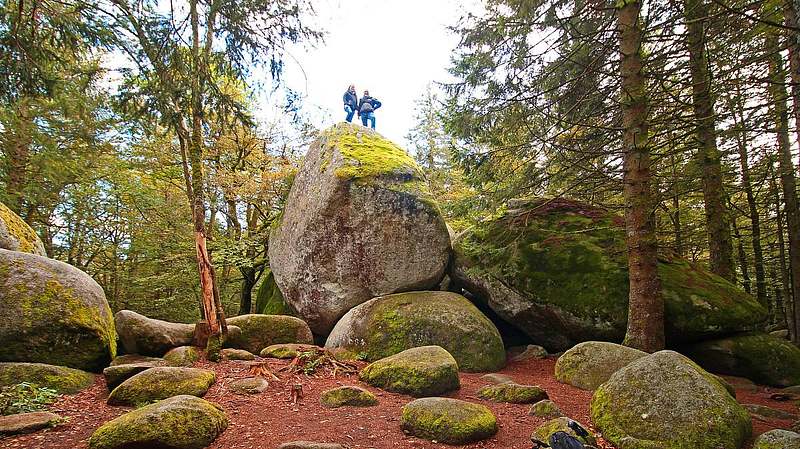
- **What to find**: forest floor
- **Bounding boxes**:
[1,356,796,449]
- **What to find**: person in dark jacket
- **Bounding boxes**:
[343,85,358,123]
[358,90,381,129]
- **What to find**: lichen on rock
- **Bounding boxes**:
[224,314,313,354]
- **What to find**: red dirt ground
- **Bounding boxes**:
[2,356,797,449]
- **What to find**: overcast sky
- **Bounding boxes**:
[257,0,479,147]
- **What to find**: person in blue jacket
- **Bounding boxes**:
[343,85,358,122]
[358,90,381,129]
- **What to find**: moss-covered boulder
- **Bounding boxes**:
[680,332,800,387]
[260,343,318,359]
[103,362,164,390]
[529,400,563,419]
[590,350,751,449]
[0,202,46,256]
[451,198,767,351]
[0,362,95,394]
[220,348,255,361]
[164,346,201,367]
[114,310,195,357]
[359,346,460,397]
[227,377,269,395]
[320,386,378,408]
[753,429,800,449]
[107,367,216,406]
[401,397,497,444]
[477,382,548,403]
[0,249,116,371]
[531,418,596,446]
[254,268,295,316]
[224,314,313,354]
[325,291,505,372]
[88,395,227,449]
[269,123,451,335]
[110,355,167,366]
[555,341,647,391]
[0,411,62,436]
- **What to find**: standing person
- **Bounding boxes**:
[343,84,358,123]
[358,90,381,129]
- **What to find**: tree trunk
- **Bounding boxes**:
[771,165,794,335]
[618,0,665,353]
[732,222,751,294]
[684,0,734,281]
[3,99,32,213]
[784,0,800,172]
[239,267,255,315]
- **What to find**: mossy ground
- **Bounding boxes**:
[401,397,498,445]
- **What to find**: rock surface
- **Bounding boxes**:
[480,373,514,384]
[359,346,460,397]
[110,355,167,366]
[225,314,313,354]
[260,343,318,359]
[0,362,95,393]
[325,291,505,372]
[753,429,800,449]
[555,341,647,391]
[0,249,117,371]
[0,411,61,436]
[115,310,194,357]
[477,383,548,403]
[508,344,548,361]
[590,350,751,449]
[220,348,255,361]
[450,198,767,350]
[164,346,201,367]
[227,377,269,395]
[88,395,227,449]
[531,418,596,446]
[401,397,498,444]
[320,386,378,408]
[254,269,295,316]
[103,362,164,390]
[744,403,798,420]
[269,123,451,335]
[0,202,46,256]
[529,400,563,419]
[107,367,216,406]
[680,332,800,387]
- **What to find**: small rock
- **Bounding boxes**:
[0,412,61,436]
[260,343,318,359]
[531,418,596,446]
[163,346,201,367]
[359,346,460,397]
[277,442,347,449]
[479,373,514,384]
[227,377,269,395]
[477,382,548,404]
[0,362,95,394]
[320,386,378,408]
[107,367,216,406]
[220,348,255,361]
[753,429,800,449]
[401,397,498,444]
[745,403,798,420]
[508,344,548,361]
[529,400,564,419]
[103,363,161,390]
[109,355,167,366]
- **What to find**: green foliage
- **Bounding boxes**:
[0,383,59,416]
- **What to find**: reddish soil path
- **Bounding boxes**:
[1,357,796,449]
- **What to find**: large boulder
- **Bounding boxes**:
[88,395,227,449]
[0,362,95,394]
[269,123,451,335]
[325,291,505,372]
[401,397,498,444]
[590,350,751,449]
[115,310,194,357]
[680,332,800,387]
[0,202,46,256]
[555,341,647,390]
[359,346,460,397]
[451,197,767,351]
[107,367,216,406]
[225,314,313,354]
[0,250,116,371]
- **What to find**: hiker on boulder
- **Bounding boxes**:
[343,84,358,123]
[358,90,381,129]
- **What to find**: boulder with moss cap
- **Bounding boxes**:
[88,395,227,449]
[753,429,800,449]
[359,345,459,397]
[477,382,548,403]
[269,123,451,335]
[0,202,46,256]
[224,314,313,354]
[107,367,216,406]
[325,291,505,372]
[451,197,767,351]
[0,250,116,371]
[590,350,751,449]
[320,386,377,408]
[555,341,647,390]
[0,362,95,394]
[401,397,498,444]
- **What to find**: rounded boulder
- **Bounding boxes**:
[401,397,498,444]
[225,314,313,354]
[0,202,46,256]
[107,367,216,406]
[555,341,647,390]
[359,346,460,397]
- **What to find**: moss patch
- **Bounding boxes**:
[0,202,43,255]
[401,397,498,445]
[260,344,317,359]
[164,346,201,367]
[254,269,295,316]
[359,346,460,397]
[477,383,548,404]
[528,400,563,419]
[320,386,377,408]
[0,362,95,394]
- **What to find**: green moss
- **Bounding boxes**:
[259,344,314,359]
[0,362,95,394]
[359,346,460,397]
[0,202,42,254]
[529,400,563,419]
[320,386,378,408]
[164,346,201,367]
[321,124,424,181]
[225,314,313,354]
[401,397,498,445]
[107,367,216,406]
[254,269,294,316]
[531,417,596,446]
[477,383,548,404]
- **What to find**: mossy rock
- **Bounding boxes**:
[401,397,498,444]
[590,350,751,449]
[164,346,201,367]
[753,429,800,449]
[0,202,46,256]
[110,355,167,366]
[529,400,563,419]
[88,395,227,449]
[0,362,95,394]
[260,343,318,359]
[254,269,296,316]
[744,404,798,420]
[114,310,195,357]
[220,348,255,361]
[227,377,269,395]
[450,197,767,351]
[0,249,117,371]
[269,123,451,335]
[325,291,505,372]
[320,386,378,408]
[477,382,548,404]
[531,417,596,446]
[359,346,460,397]
[555,341,647,391]
[0,411,62,436]
[680,332,800,387]
[480,373,514,385]
[224,314,313,354]
[103,362,166,390]
[107,367,216,406]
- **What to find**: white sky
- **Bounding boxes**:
[257,0,479,147]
